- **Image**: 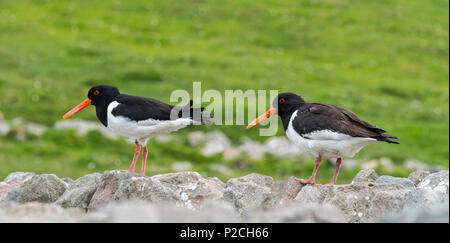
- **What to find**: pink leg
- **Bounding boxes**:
[322,158,342,187]
[140,146,148,175]
[127,141,141,172]
[294,155,322,185]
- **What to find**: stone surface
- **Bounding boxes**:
[1,169,448,223]
[224,173,274,214]
[408,170,431,186]
[17,174,67,203]
[351,169,379,185]
[200,131,231,156]
[56,173,102,210]
[417,170,449,195]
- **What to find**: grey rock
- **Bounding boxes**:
[171,161,192,172]
[268,177,305,206]
[0,121,10,136]
[151,171,202,185]
[351,169,379,185]
[294,185,330,204]
[200,131,231,156]
[4,172,35,183]
[224,173,274,214]
[408,170,431,186]
[0,172,35,202]
[209,164,233,176]
[222,147,241,161]
[188,131,206,147]
[56,173,102,210]
[404,159,444,172]
[180,177,226,207]
[17,174,68,203]
[54,119,117,139]
[263,137,302,159]
[247,203,346,223]
[417,170,449,195]
[376,203,449,223]
[114,176,180,203]
[87,170,144,211]
[238,137,265,160]
[5,186,20,202]
[375,175,415,189]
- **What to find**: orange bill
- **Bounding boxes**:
[62,98,91,119]
[247,107,276,129]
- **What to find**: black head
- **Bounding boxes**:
[88,85,120,106]
[273,92,306,118]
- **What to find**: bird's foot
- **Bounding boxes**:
[126,168,135,173]
[140,170,146,176]
[293,177,315,185]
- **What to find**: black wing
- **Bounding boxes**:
[112,94,174,121]
[292,103,398,143]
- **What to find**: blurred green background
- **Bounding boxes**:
[0,0,448,183]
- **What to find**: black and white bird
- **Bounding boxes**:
[62,85,211,175]
[247,92,398,186]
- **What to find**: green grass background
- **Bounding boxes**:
[0,0,448,183]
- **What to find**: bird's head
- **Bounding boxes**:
[247,92,305,128]
[62,85,120,119]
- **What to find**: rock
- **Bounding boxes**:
[179,177,226,208]
[85,199,239,223]
[247,203,346,223]
[11,117,47,137]
[417,170,449,195]
[375,175,415,189]
[188,131,206,147]
[340,159,359,170]
[87,170,144,211]
[376,203,449,223]
[404,159,444,172]
[262,137,301,159]
[54,119,117,139]
[151,171,202,185]
[200,131,231,156]
[408,170,431,186]
[209,164,233,176]
[269,177,306,206]
[238,137,265,160]
[379,157,395,172]
[4,172,35,183]
[171,161,193,172]
[17,174,68,203]
[361,160,378,170]
[0,202,84,223]
[222,147,241,161]
[154,134,173,143]
[294,185,330,204]
[113,176,180,204]
[351,169,379,185]
[0,172,35,202]
[56,173,102,210]
[0,120,10,136]
[1,169,448,223]
[224,173,274,214]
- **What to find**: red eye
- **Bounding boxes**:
[279,98,285,104]
[93,90,100,95]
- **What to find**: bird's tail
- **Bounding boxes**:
[175,100,213,125]
[376,133,399,144]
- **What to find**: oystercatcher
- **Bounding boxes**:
[247,92,398,186]
[62,85,211,175]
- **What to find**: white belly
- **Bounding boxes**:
[106,101,192,144]
[285,111,377,159]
